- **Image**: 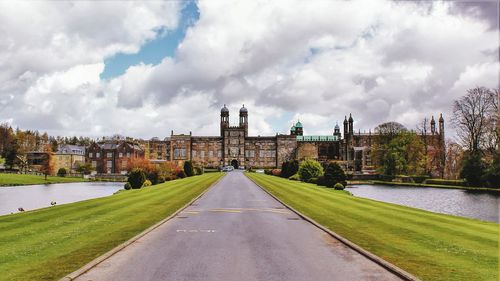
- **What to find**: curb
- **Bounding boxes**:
[59,173,226,281]
[246,174,421,281]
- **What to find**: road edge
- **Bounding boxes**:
[59,173,226,281]
[246,173,421,281]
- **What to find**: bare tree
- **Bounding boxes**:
[483,88,499,157]
[444,140,464,180]
[451,87,496,153]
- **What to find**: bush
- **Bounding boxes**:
[194,166,203,175]
[289,174,300,181]
[298,159,324,181]
[128,168,146,189]
[57,168,67,177]
[334,183,345,190]
[142,179,152,187]
[147,170,159,185]
[184,161,194,177]
[264,169,273,175]
[281,160,299,178]
[307,177,318,184]
[460,152,486,187]
[321,162,347,188]
[424,179,466,186]
[124,182,132,190]
[411,175,430,184]
[176,170,187,179]
[484,151,500,188]
[271,169,281,176]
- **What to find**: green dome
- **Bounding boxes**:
[295,121,303,128]
[291,125,296,130]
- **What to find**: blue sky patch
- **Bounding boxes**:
[100,0,200,80]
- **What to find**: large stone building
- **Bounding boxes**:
[136,105,445,173]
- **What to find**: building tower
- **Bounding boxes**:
[348,113,354,161]
[290,124,296,135]
[239,105,248,137]
[348,113,354,135]
[294,121,303,136]
[430,116,436,134]
[438,113,445,141]
[220,104,229,136]
[334,122,341,138]
[343,116,348,161]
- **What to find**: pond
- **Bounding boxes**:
[0,182,123,216]
[347,184,499,223]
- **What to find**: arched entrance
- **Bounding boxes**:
[231,159,239,169]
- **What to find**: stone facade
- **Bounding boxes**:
[136,106,445,173]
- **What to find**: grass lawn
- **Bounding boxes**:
[0,173,87,186]
[247,173,499,281]
[0,172,223,281]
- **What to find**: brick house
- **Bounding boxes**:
[87,140,144,174]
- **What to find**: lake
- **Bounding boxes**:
[347,184,499,222]
[0,182,123,216]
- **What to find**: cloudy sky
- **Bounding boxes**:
[0,0,498,139]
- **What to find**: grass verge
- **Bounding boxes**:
[247,173,499,281]
[0,172,223,281]
[0,173,87,186]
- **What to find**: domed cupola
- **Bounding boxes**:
[221,104,229,114]
[239,104,248,114]
[295,121,303,128]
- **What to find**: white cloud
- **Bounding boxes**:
[0,0,498,139]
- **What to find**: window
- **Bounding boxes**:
[91,161,96,168]
[89,152,93,158]
[174,148,186,158]
[107,152,113,158]
[107,160,112,168]
[217,151,222,157]
[259,151,264,158]
[200,151,205,158]
[119,152,123,158]
[209,151,213,158]
[192,151,197,157]
[96,152,100,158]
[126,152,131,157]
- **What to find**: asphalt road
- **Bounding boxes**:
[75,171,402,281]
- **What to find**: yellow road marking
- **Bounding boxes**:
[210,209,242,213]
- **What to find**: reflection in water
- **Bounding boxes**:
[347,185,499,223]
[0,182,123,216]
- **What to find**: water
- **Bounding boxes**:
[0,182,123,216]
[347,185,499,223]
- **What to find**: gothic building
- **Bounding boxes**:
[141,105,445,173]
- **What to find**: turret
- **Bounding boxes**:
[343,116,348,138]
[239,104,248,136]
[294,120,303,136]
[348,113,354,135]
[430,116,436,134]
[438,113,445,140]
[334,122,341,138]
[220,104,229,136]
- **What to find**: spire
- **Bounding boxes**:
[439,113,444,122]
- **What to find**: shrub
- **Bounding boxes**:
[460,152,486,187]
[147,170,159,185]
[289,174,300,181]
[271,169,281,176]
[184,161,194,177]
[334,183,345,190]
[142,179,152,187]
[264,169,273,175]
[194,166,203,175]
[424,179,466,186]
[128,168,146,189]
[484,152,500,188]
[298,159,324,181]
[176,170,187,179]
[281,160,299,178]
[322,162,347,188]
[411,175,430,184]
[57,168,67,177]
[307,177,318,184]
[124,182,132,190]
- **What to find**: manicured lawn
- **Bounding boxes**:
[0,173,223,281]
[247,173,499,281]
[0,173,87,186]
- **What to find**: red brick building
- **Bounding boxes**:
[87,140,144,174]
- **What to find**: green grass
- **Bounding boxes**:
[0,172,223,281]
[247,173,499,281]
[0,173,87,186]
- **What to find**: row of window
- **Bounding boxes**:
[192,150,222,158]
[91,160,129,169]
[246,150,275,158]
[89,152,132,158]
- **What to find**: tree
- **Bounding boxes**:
[484,150,500,188]
[378,131,425,176]
[460,151,486,187]
[41,144,54,180]
[298,159,323,181]
[452,87,496,153]
[322,162,347,187]
[57,168,67,177]
[444,140,464,180]
[76,162,93,175]
[281,160,299,178]
[372,122,407,169]
[184,160,194,177]
[128,168,146,189]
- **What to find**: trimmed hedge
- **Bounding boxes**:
[424,179,466,186]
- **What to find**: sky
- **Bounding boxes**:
[0,0,498,140]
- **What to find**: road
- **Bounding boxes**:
[75,171,402,281]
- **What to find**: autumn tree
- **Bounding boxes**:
[41,144,54,179]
